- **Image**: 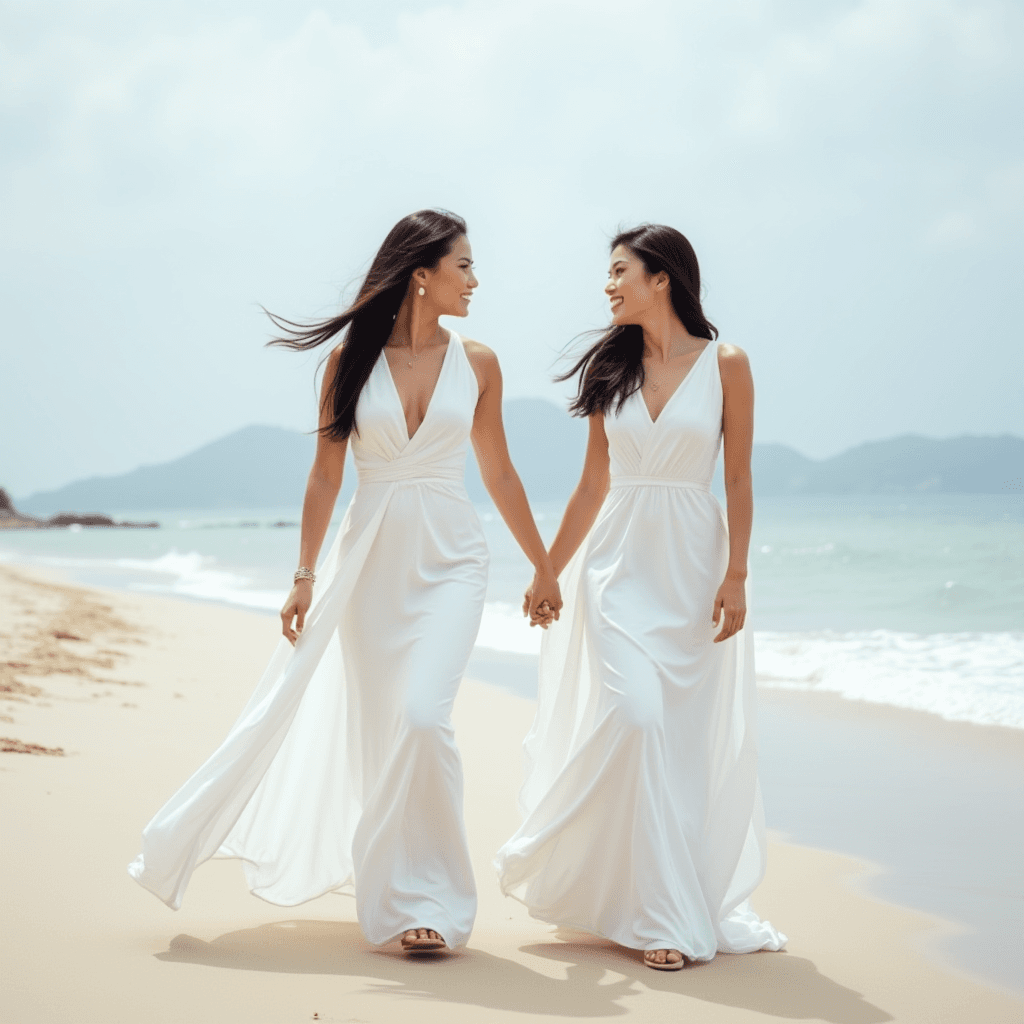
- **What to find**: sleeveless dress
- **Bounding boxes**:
[129,332,487,949]
[494,342,786,959]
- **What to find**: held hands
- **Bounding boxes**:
[281,580,313,645]
[522,569,563,629]
[712,574,746,643]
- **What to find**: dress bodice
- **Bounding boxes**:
[350,331,480,486]
[605,341,722,490]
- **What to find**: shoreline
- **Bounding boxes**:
[8,548,1022,731]
[2,563,1022,1021]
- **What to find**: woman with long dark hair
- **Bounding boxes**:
[496,225,785,970]
[129,210,562,954]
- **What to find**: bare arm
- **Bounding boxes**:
[545,413,610,578]
[281,348,348,644]
[466,341,561,622]
[713,344,755,642]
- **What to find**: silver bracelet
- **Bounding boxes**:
[294,566,316,585]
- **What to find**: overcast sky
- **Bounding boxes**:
[2,0,1022,497]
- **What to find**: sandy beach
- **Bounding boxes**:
[2,562,1022,1024]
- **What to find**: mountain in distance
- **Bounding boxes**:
[16,399,1023,515]
[465,398,588,503]
[19,424,320,515]
[16,400,589,514]
[788,434,1024,494]
[728,435,1023,496]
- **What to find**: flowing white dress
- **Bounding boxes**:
[129,332,486,949]
[494,342,786,960]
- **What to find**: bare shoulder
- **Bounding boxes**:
[324,343,344,374]
[461,337,498,363]
[319,345,345,396]
[716,342,749,365]
[461,338,501,376]
[716,342,752,380]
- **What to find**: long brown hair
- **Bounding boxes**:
[266,209,468,439]
[558,224,718,417]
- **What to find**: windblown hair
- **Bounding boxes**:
[558,224,718,417]
[266,209,468,439]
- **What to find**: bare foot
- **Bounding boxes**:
[400,928,446,952]
[644,948,686,971]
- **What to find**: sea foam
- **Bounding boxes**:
[755,629,1024,730]
[117,550,288,611]
[474,605,1024,730]
[1,547,288,612]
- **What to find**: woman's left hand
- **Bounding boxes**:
[712,575,746,643]
[525,570,562,629]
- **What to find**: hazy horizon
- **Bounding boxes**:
[3,0,1023,496]
[11,415,1024,502]
[12,415,1022,507]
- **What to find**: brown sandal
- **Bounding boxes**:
[401,929,447,953]
[644,949,687,971]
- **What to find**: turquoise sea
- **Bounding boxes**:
[3,493,1022,729]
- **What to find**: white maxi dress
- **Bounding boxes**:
[495,342,786,960]
[129,333,487,949]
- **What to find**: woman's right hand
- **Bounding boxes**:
[523,570,562,629]
[281,580,313,645]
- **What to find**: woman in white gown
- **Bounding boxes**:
[129,210,562,954]
[495,224,786,970]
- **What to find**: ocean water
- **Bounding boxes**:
[2,494,1021,729]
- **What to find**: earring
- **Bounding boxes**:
[418,287,425,296]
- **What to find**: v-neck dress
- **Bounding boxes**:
[495,342,786,959]
[129,332,487,949]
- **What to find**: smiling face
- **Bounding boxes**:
[605,243,666,325]
[417,234,478,317]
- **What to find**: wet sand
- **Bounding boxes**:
[758,688,1024,994]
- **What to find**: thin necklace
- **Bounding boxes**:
[392,328,441,369]
[645,362,668,392]
[386,342,421,370]
[645,343,703,391]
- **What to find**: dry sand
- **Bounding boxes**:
[1,563,1022,1023]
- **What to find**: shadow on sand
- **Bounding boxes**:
[527,929,892,1022]
[156,920,891,1022]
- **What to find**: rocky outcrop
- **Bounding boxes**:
[0,488,42,528]
[0,489,157,530]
